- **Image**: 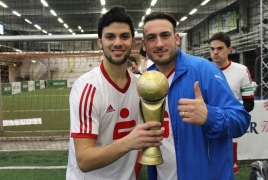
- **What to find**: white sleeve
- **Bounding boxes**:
[69,80,101,140]
[241,67,254,98]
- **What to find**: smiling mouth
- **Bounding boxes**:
[112,50,125,56]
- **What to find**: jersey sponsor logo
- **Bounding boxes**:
[215,73,223,80]
[113,108,136,140]
[106,104,115,113]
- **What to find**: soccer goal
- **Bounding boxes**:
[0,33,187,151]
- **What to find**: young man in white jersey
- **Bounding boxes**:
[209,32,254,112]
[142,12,251,180]
[209,31,254,173]
[66,6,163,180]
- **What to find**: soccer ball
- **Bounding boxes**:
[137,70,169,102]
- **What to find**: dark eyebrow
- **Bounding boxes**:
[210,46,224,50]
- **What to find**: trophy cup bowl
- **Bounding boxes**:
[136,70,169,165]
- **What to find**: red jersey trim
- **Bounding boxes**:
[71,133,98,140]
[242,95,254,99]
[220,60,232,71]
[100,60,131,93]
[166,68,175,79]
[79,83,96,134]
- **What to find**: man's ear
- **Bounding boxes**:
[97,38,102,49]
[142,38,146,52]
[228,46,232,54]
[175,33,180,47]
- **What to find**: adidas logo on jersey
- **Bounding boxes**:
[106,105,115,113]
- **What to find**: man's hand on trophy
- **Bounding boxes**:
[177,81,208,126]
[123,122,163,151]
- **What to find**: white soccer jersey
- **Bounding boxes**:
[221,60,254,100]
[66,61,140,180]
[157,69,177,180]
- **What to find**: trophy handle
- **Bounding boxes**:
[139,98,166,127]
[138,98,166,165]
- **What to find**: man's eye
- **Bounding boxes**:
[122,35,129,39]
[106,36,114,39]
[162,34,170,38]
[147,36,155,41]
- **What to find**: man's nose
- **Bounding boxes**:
[114,37,122,47]
[156,36,164,47]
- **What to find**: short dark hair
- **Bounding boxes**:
[97,6,135,38]
[139,46,146,57]
[209,32,231,47]
[128,55,138,65]
[143,12,177,33]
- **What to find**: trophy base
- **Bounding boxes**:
[138,147,164,165]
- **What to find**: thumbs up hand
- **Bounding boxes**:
[177,81,208,126]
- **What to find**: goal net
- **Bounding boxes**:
[0,34,145,150]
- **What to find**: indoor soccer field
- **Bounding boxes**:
[1,87,71,138]
[0,150,261,180]
[1,0,268,179]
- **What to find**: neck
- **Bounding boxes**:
[103,60,128,88]
[156,60,176,77]
[213,59,229,69]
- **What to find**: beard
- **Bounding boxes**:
[102,48,131,66]
[148,47,178,66]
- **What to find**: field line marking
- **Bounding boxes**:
[3,118,42,126]
[3,109,70,112]
[0,166,67,170]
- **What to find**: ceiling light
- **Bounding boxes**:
[146,8,151,15]
[68,29,73,33]
[189,8,197,15]
[102,8,106,14]
[0,1,8,8]
[25,19,32,24]
[139,22,143,27]
[31,60,36,63]
[40,0,49,7]
[81,30,84,33]
[72,33,76,35]
[180,16,187,21]
[100,0,105,5]
[78,26,81,29]
[12,11,21,17]
[151,0,157,6]
[63,24,68,28]
[58,18,63,23]
[50,10,57,16]
[34,24,41,30]
[48,33,52,35]
[42,30,47,33]
[201,0,210,6]
[15,49,22,52]
[135,31,138,34]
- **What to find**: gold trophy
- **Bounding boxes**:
[136,70,169,165]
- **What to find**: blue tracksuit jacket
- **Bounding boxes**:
[147,49,251,180]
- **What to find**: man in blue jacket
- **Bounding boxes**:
[141,12,251,180]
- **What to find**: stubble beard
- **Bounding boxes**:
[103,48,131,66]
[148,48,178,66]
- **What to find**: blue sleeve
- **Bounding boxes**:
[147,165,157,180]
[200,61,251,139]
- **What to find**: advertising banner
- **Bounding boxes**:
[238,100,268,160]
